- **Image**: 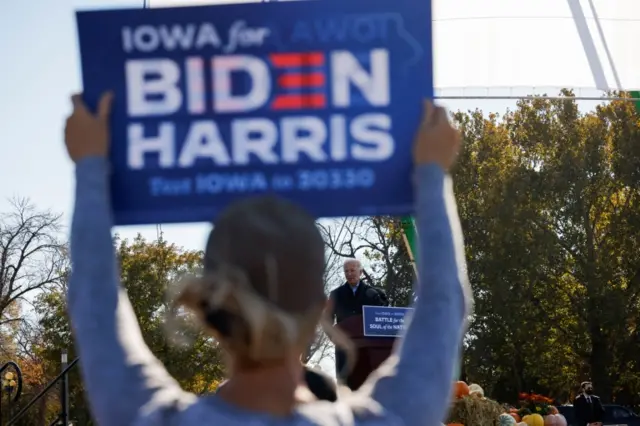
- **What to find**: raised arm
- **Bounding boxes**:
[65,93,186,425]
[355,102,472,426]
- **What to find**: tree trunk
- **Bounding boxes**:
[589,318,613,402]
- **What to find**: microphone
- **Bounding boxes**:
[367,287,389,306]
[376,289,389,306]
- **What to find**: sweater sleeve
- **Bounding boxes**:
[354,163,473,426]
[67,156,189,426]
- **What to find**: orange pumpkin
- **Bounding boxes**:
[453,381,470,398]
[510,413,521,422]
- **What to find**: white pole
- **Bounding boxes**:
[437,95,640,102]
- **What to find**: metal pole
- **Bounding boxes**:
[631,91,640,112]
[436,94,640,102]
[400,217,418,276]
[60,351,69,426]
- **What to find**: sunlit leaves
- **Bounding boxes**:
[454,91,640,404]
[32,234,225,423]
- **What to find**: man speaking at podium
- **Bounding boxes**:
[329,258,389,387]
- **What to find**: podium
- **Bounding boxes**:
[334,314,395,390]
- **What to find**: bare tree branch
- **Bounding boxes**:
[0,197,67,333]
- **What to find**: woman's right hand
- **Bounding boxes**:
[412,100,461,171]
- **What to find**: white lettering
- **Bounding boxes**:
[128,123,175,169]
[126,114,394,169]
[195,23,222,49]
[224,21,271,53]
[185,57,205,114]
[331,49,390,108]
[178,121,230,167]
[121,21,268,53]
[126,59,182,116]
[132,25,160,52]
[351,113,394,161]
[281,117,327,162]
[158,24,197,51]
[124,49,389,116]
[122,27,134,52]
[212,55,270,113]
[231,119,278,165]
[329,115,347,161]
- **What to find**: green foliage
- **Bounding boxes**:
[454,91,640,404]
[362,217,416,307]
[31,234,225,424]
[324,91,640,406]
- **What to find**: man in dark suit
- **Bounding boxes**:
[329,258,388,387]
[573,381,605,426]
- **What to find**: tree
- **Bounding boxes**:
[319,217,414,307]
[32,234,225,424]
[0,198,66,332]
[0,198,66,424]
[453,91,640,404]
[0,308,53,425]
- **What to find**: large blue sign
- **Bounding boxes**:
[76,0,432,225]
[362,305,413,337]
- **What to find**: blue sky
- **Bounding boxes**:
[1,0,630,254]
[0,0,494,254]
[0,0,214,251]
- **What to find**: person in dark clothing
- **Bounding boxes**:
[304,367,337,402]
[329,259,389,324]
[329,258,389,386]
[573,381,604,426]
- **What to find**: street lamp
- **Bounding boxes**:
[2,371,17,393]
[2,370,18,418]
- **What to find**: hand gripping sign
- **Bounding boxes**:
[76,0,433,225]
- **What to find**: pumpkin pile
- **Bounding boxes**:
[452,381,485,400]
[505,393,568,426]
[446,383,568,426]
[447,381,503,426]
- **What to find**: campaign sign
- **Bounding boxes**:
[362,305,413,338]
[75,0,432,225]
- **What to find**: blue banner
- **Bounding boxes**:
[362,305,413,337]
[76,0,432,225]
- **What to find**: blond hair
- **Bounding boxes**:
[169,196,355,372]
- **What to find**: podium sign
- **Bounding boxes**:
[362,305,412,337]
[75,0,433,225]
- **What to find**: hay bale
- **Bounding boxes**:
[446,396,503,426]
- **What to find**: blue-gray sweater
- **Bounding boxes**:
[67,157,471,426]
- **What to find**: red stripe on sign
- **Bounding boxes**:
[270,52,325,68]
[278,72,325,88]
[271,94,326,109]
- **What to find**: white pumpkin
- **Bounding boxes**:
[468,383,485,397]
